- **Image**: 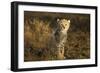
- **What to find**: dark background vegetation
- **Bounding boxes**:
[24,11,90,61]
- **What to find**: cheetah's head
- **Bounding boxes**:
[57,18,71,31]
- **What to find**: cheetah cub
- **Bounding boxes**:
[54,18,71,60]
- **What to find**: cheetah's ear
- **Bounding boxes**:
[57,19,60,22]
[68,20,70,23]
